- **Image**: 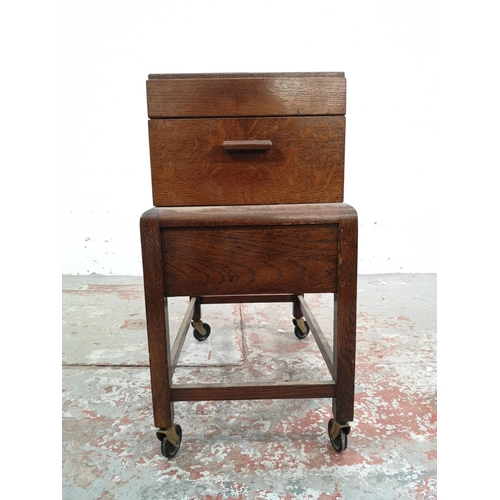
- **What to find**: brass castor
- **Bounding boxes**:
[328,419,350,452]
[293,317,310,339]
[157,425,182,458]
[192,321,211,342]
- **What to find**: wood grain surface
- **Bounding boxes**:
[334,211,358,424]
[139,214,174,428]
[147,73,346,118]
[161,224,339,297]
[142,203,356,228]
[171,381,336,402]
[148,116,345,206]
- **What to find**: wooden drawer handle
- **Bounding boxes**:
[223,140,272,151]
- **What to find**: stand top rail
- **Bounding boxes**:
[141,203,357,228]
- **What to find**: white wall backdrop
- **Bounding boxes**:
[62,0,436,276]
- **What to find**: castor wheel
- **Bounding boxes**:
[328,418,350,453]
[192,321,211,341]
[157,425,182,459]
[293,318,310,339]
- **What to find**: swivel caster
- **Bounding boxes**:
[192,321,211,341]
[293,317,310,339]
[328,419,350,453]
[157,425,182,459]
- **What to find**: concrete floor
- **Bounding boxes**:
[62,274,437,499]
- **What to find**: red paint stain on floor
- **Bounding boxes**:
[120,318,146,329]
[318,484,342,499]
[63,284,142,300]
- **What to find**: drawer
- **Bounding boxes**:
[161,224,339,297]
[149,116,345,206]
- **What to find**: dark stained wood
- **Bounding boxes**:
[333,210,358,424]
[149,116,345,206]
[142,203,356,228]
[140,211,174,429]
[333,293,338,381]
[171,381,336,402]
[193,297,202,322]
[162,225,339,297]
[222,139,272,151]
[197,294,295,305]
[293,295,303,319]
[147,73,346,118]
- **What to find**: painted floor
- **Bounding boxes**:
[62,274,437,499]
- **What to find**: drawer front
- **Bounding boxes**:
[147,73,346,118]
[149,116,345,206]
[161,224,339,297]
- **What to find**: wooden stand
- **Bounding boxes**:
[140,73,357,458]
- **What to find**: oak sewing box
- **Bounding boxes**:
[140,72,358,458]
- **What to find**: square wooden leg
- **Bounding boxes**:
[140,213,174,429]
[332,213,358,425]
